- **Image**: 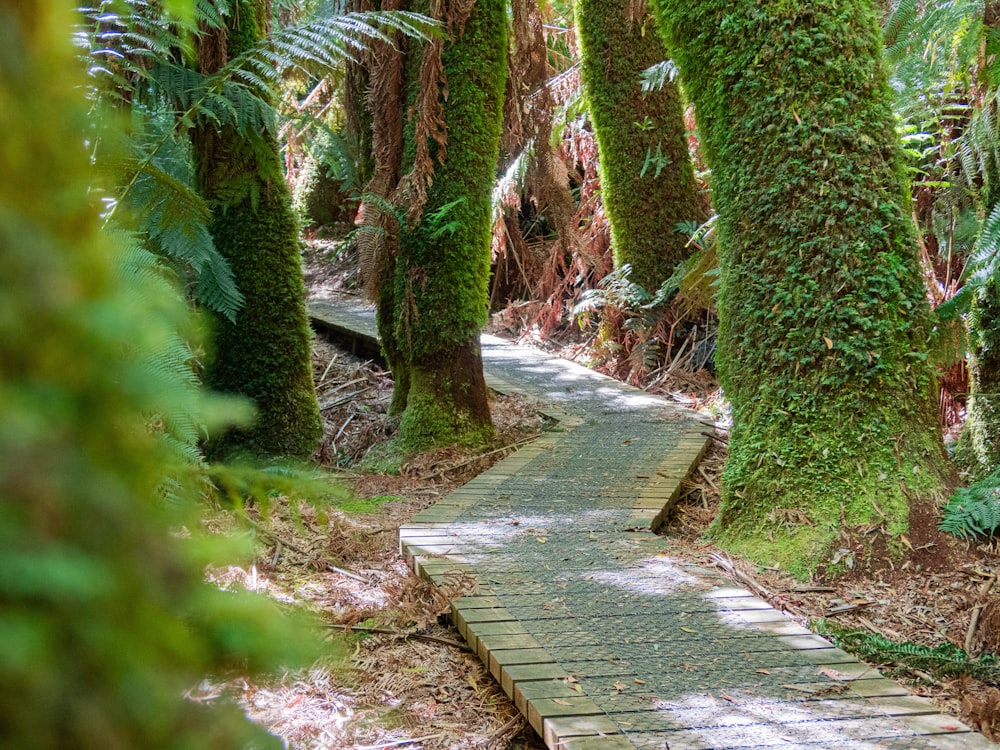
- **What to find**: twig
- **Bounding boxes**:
[710,553,804,617]
[334,413,356,443]
[710,554,772,599]
[355,734,444,750]
[696,464,718,490]
[701,431,728,446]
[418,437,537,481]
[320,389,370,411]
[324,623,472,652]
[327,564,369,584]
[270,539,282,567]
[317,351,338,387]
[965,573,997,654]
[487,713,525,746]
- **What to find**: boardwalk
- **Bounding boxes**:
[309,299,994,750]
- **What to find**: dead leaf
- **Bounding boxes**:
[613,680,624,692]
[823,335,833,349]
[819,668,849,681]
[552,698,572,706]
[900,534,914,551]
[634,678,645,685]
[536,537,547,543]
[756,669,771,675]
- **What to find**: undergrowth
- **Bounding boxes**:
[940,470,1000,539]
[820,623,1000,685]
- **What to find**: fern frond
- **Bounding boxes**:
[940,468,1000,539]
[821,623,1000,683]
[640,60,678,93]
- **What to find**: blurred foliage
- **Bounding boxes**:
[0,2,323,747]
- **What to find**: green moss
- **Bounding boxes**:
[394,0,507,357]
[959,267,1000,479]
[654,0,951,572]
[387,0,507,447]
[195,0,322,458]
[575,1,701,292]
[338,495,398,513]
[397,391,495,452]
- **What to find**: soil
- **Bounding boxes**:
[202,243,1000,748]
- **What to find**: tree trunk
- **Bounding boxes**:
[958,16,1000,480]
[575,0,701,292]
[964,285,1000,478]
[390,0,507,450]
[655,0,951,573]
[193,0,322,458]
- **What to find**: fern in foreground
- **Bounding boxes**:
[820,624,1000,685]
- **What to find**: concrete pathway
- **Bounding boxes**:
[309,299,994,750]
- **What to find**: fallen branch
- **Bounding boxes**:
[701,431,728,446]
[320,388,371,411]
[709,553,804,618]
[243,515,370,584]
[324,623,471,652]
[418,437,538,481]
[328,564,369,584]
[355,734,444,750]
[824,601,876,617]
[965,573,997,655]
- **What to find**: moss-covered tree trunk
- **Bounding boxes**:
[575,0,700,292]
[655,0,951,573]
[390,0,507,450]
[964,282,1000,478]
[193,0,322,458]
[959,15,1000,480]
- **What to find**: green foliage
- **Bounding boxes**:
[118,115,245,319]
[820,624,1000,684]
[940,468,1000,538]
[883,0,982,126]
[639,59,679,93]
[0,5,317,747]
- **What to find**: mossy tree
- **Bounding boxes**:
[958,10,1000,480]
[193,0,323,458]
[392,0,507,450]
[0,1,312,745]
[364,0,507,450]
[575,0,701,292]
[654,0,952,573]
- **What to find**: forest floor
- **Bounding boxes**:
[205,242,1000,749]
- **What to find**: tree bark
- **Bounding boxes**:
[575,0,701,292]
[193,0,322,458]
[655,0,951,573]
[390,0,507,450]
